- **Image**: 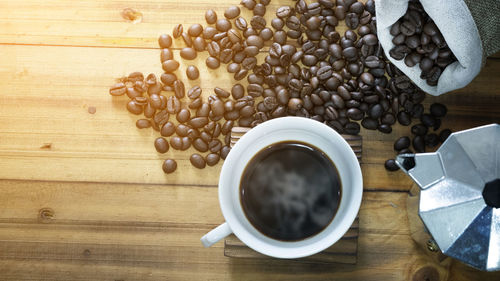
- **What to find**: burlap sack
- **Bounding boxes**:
[376,0,500,96]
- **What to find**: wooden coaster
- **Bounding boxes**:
[225,127,362,264]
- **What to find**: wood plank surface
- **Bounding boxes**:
[0,0,499,280]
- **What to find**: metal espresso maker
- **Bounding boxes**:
[396,124,500,272]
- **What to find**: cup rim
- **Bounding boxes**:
[218,117,363,258]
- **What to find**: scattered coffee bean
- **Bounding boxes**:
[190,153,206,169]
[413,135,425,153]
[136,119,151,129]
[206,56,220,69]
[206,153,220,166]
[225,6,240,19]
[430,103,447,118]
[158,34,172,48]
[394,136,411,151]
[180,47,197,60]
[385,159,400,171]
[162,159,177,174]
[173,24,183,38]
[154,137,169,153]
[186,65,200,80]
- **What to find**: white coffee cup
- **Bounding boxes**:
[201,117,363,259]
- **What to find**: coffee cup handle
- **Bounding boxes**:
[201,222,232,247]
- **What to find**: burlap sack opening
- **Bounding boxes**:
[376,0,500,96]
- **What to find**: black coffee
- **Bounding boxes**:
[240,141,341,241]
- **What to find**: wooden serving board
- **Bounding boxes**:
[225,127,362,264]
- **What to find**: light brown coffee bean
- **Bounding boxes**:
[166,96,181,114]
[196,103,210,117]
[173,80,185,99]
[210,99,225,116]
[160,73,177,86]
[181,32,192,47]
[208,139,222,153]
[206,56,220,69]
[173,24,183,38]
[190,153,206,168]
[205,9,217,24]
[189,117,209,128]
[246,35,264,49]
[162,159,177,174]
[213,123,222,138]
[206,153,220,166]
[220,146,231,159]
[158,34,172,48]
[187,86,202,99]
[186,65,200,80]
[170,136,183,150]
[136,119,151,129]
[160,48,174,62]
[214,87,230,99]
[193,138,209,152]
[160,122,175,137]
[126,101,143,115]
[175,124,190,137]
[188,24,203,37]
[227,62,241,73]
[235,17,248,30]
[176,109,191,123]
[231,84,245,99]
[181,137,191,150]
[224,6,240,19]
[144,103,156,118]
[224,100,235,112]
[193,37,206,52]
[110,82,126,96]
[216,19,232,32]
[154,137,169,153]
[189,97,202,109]
[234,69,248,80]
[162,60,179,73]
[180,47,197,60]
[253,3,266,16]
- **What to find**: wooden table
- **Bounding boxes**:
[0,0,499,280]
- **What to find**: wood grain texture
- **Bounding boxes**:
[0,0,499,280]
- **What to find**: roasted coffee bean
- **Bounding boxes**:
[224,5,240,19]
[162,60,180,73]
[206,56,220,69]
[170,136,183,150]
[210,99,225,117]
[344,122,361,135]
[160,73,176,86]
[347,108,364,120]
[253,3,266,16]
[162,159,177,174]
[346,13,359,29]
[203,26,218,40]
[399,148,413,155]
[430,103,447,118]
[186,86,201,100]
[160,48,174,62]
[175,124,190,137]
[180,47,197,60]
[208,139,222,153]
[288,98,303,110]
[180,137,191,150]
[190,153,206,168]
[439,129,452,142]
[188,117,209,129]
[246,35,264,49]
[234,16,248,31]
[216,19,232,32]
[160,122,175,137]
[369,104,383,119]
[220,146,231,160]
[397,111,411,126]
[206,153,220,166]
[110,82,126,96]
[384,159,400,171]
[189,98,202,109]
[230,84,244,99]
[136,119,151,129]
[126,101,143,115]
[187,24,203,38]
[154,137,169,153]
[212,87,230,99]
[411,124,428,136]
[173,80,185,99]
[205,9,217,24]
[377,124,392,134]
[394,136,411,151]
[192,138,208,152]
[251,15,266,30]
[158,34,172,48]
[234,69,248,81]
[334,5,346,20]
[413,135,425,153]
[173,24,183,38]
[227,62,241,73]
[420,114,436,128]
[361,118,378,130]
[425,133,439,147]
[166,96,181,114]
[247,84,264,97]
[176,109,190,123]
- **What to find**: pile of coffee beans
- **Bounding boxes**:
[110,0,452,174]
[384,102,452,171]
[388,0,457,86]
